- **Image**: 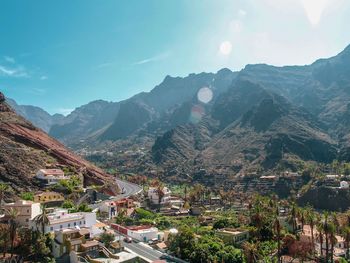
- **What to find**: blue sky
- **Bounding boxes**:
[0,0,349,115]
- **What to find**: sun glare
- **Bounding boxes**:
[219,41,232,56]
[301,0,329,26]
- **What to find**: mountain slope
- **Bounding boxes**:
[50,100,120,146]
[151,82,337,179]
[49,69,237,145]
[6,98,64,132]
[0,92,119,194]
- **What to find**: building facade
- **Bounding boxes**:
[4,200,41,227]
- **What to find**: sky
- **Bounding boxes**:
[0,0,349,115]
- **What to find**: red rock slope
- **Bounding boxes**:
[0,92,119,195]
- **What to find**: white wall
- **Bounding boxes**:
[128,228,159,242]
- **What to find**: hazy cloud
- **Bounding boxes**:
[133,52,170,65]
[4,56,15,63]
[238,9,247,17]
[0,64,29,78]
[57,108,74,116]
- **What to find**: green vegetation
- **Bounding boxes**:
[168,226,243,262]
[51,175,83,194]
[213,217,239,229]
[100,232,115,248]
[61,200,92,212]
[20,192,34,201]
[0,215,54,262]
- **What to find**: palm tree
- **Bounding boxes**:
[306,207,317,255]
[156,182,165,212]
[273,214,282,263]
[33,205,50,234]
[243,241,260,263]
[317,219,324,258]
[323,212,330,262]
[331,212,340,233]
[289,202,298,235]
[298,208,306,232]
[8,208,19,257]
[329,223,337,263]
[342,226,350,259]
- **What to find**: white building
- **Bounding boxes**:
[35,169,67,186]
[325,174,340,180]
[127,226,160,242]
[112,224,160,242]
[30,208,96,233]
[340,181,349,189]
[3,200,41,227]
[147,186,172,205]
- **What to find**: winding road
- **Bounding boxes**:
[89,178,142,210]
[114,178,143,199]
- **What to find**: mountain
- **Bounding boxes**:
[151,81,337,179]
[6,98,64,132]
[49,68,237,145]
[0,92,119,195]
[14,44,350,185]
[50,100,120,146]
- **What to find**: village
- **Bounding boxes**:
[1,165,350,262]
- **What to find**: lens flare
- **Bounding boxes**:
[219,41,232,55]
[190,105,205,124]
[197,87,213,104]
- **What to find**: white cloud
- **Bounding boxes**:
[133,52,170,65]
[40,75,48,80]
[96,62,115,69]
[0,65,29,78]
[57,108,74,116]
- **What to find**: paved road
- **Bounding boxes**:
[90,178,142,210]
[122,240,164,262]
[114,178,143,200]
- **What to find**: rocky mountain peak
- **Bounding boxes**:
[0,91,12,112]
[0,92,5,102]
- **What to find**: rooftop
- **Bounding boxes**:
[217,228,248,235]
[81,240,99,248]
[39,169,64,175]
[4,200,37,206]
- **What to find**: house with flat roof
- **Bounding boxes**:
[99,198,134,219]
[3,200,41,227]
[111,224,160,242]
[147,186,172,205]
[30,208,97,233]
[35,169,68,186]
[215,228,249,245]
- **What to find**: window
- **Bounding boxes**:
[50,227,53,231]
[79,221,82,225]
[60,225,63,229]
[26,218,29,222]
[27,209,29,213]
[74,222,76,226]
[68,223,70,227]
[83,221,86,224]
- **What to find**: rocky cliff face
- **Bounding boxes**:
[0,92,119,195]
